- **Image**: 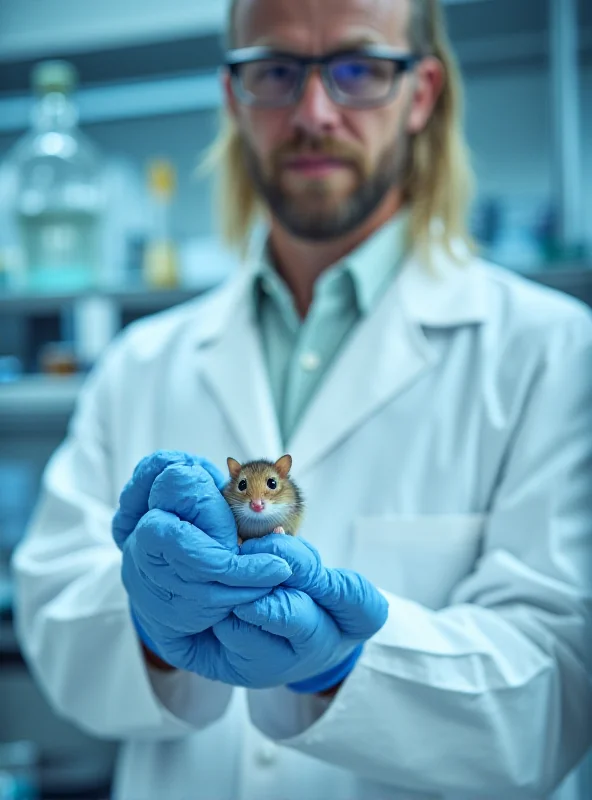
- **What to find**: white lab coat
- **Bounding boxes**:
[11,246,592,800]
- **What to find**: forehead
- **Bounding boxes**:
[233,0,411,51]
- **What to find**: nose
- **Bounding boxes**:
[291,69,341,137]
[250,499,265,513]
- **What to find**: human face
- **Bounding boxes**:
[225,0,440,241]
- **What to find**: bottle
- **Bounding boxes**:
[7,60,104,292]
[142,159,179,289]
[0,741,40,800]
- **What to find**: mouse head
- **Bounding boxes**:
[226,455,293,512]
[227,455,291,480]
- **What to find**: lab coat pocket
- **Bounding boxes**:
[351,514,486,610]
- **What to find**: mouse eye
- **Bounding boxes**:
[238,479,247,491]
[267,478,277,490]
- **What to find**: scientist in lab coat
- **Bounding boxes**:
[12,0,592,798]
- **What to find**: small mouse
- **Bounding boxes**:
[222,454,305,544]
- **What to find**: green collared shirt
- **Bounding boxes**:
[253,211,410,446]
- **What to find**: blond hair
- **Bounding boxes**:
[202,0,476,264]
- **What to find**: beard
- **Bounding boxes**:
[240,127,410,242]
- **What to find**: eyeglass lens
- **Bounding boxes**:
[240,59,302,103]
[238,56,399,105]
[329,56,397,101]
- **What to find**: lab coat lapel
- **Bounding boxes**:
[195,273,283,462]
[286,269,432,474]
[287,249,489,475]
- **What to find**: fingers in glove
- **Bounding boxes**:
[191,457,228,492]
[240,535,327,594]
[214,617,299,688]
[240,537,388,638]
[113,451,209,549]
[233,588,336,647]
[148,463,237,550]
[213,614,294,659]
[123,548,283,634]
[154,628,224,677]
[316,568,389,638]
[132,509,292,589]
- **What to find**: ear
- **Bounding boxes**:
[227,457,242,479]
[274,454,292,479]
[406,56,444,136]
[223,69,240,122]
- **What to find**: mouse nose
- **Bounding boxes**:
[250,499,265,513]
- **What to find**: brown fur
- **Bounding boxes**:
[223,455,305,542]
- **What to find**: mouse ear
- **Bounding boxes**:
[274,454,292,479]
[227,457,242,479]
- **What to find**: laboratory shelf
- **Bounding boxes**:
[0,375,85,430]
[528,267,592,306]
[0,282,216,316]
[0,266,590,429]
[0,69,223,133]
[0,0,589,133]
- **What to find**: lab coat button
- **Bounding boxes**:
[299,352,321,371]
[255,741,278,766]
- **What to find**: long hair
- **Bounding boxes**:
[201,0,476,265]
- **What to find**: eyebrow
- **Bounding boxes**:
[250,34,387,52]
[337,36,388,49]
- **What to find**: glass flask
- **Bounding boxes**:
[7,60,104,292]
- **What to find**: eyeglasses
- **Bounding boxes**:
[225,45,422,109]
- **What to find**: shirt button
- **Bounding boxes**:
[255,741,278,767]
[299,352,321,372]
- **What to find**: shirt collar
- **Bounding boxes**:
[189,238,489,353]
[343,208,410,315]
[252,209,410,319]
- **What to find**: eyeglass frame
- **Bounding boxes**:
[225,45,423,109]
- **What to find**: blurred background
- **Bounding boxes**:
[0,0,591,797]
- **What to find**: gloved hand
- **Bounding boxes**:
[237,534,389,692]
[179,535,388,692]
[111,451,293,671]
[205,587,367,690]
[112,450,227,550]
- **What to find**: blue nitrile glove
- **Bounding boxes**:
[191,587,367,690]
[237,534,389,692]
[177,536,388,691]
[112,450,227,550]
[111,451,292,671]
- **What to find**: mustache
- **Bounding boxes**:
[270,136,368,174]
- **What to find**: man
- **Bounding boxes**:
[12,0,592,798]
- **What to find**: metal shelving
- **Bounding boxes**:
[0,283,211,315]
[0,0,589,133]
[0,375,84,430]
[0,70,223,133]
[0,267,590,430]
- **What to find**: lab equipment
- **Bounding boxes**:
[142,159,179,288]
[0,742,39,800]
[4,60,104,292]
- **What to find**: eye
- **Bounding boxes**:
[243,60,300,94]
[238,479,247,491]
[330,56,395,98]
[267,478,277,490]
